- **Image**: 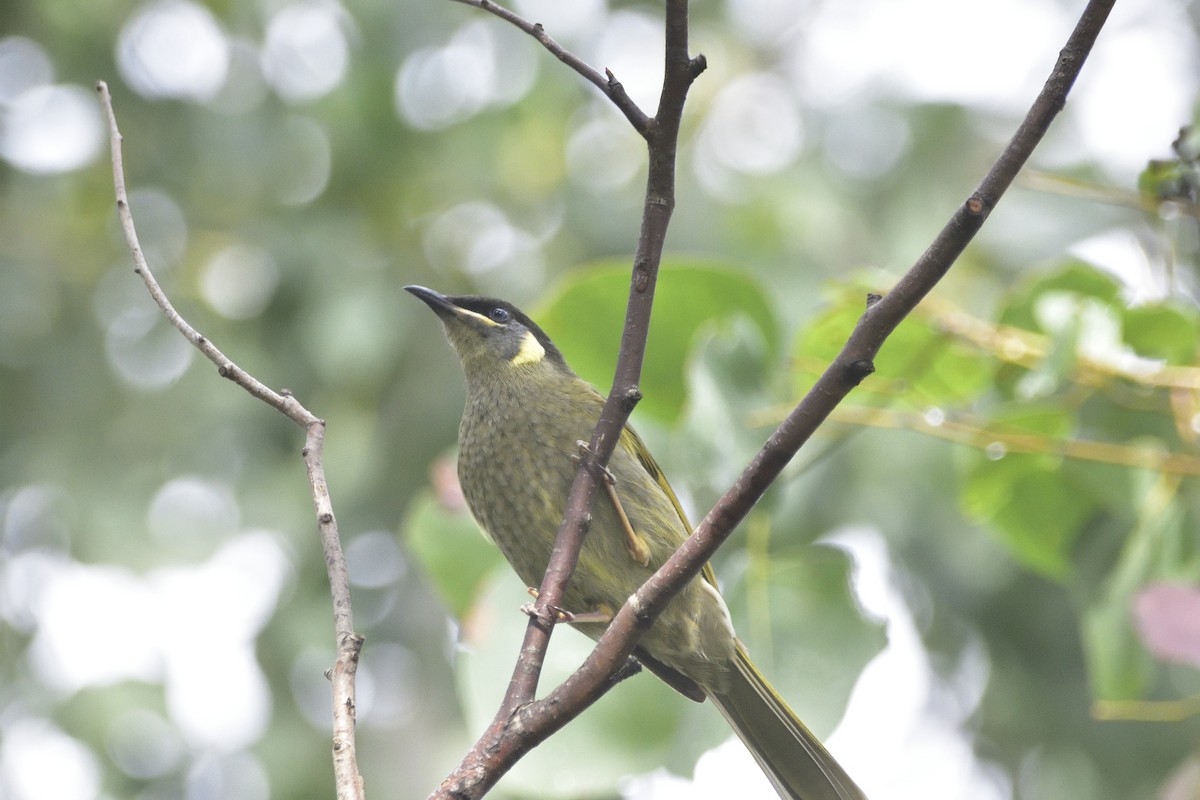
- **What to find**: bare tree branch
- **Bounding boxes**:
[448,0,651,134]
[95,81,366,800]
[434,0,1117,795]
[578,0,1119,675]
[432,1,700,797]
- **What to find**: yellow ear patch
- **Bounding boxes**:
[511,330,546,366]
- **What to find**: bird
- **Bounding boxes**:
[406,284,866,800]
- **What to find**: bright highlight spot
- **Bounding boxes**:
[396,21,536,130]
[201,242,280,319]
[0,719,101,800]
[117,0,230,102]
[565,112,644,193]
[422,201,545,295]
[106,709,184,779]
[20,533,290,753]
[346,531,407,588]
[274,115,332,205]
[0,84,102,173]
[262,1,351,103]
[695,72,803,197]
[0,36,52,103]
[148,476,240,543]
[104,303,195,390]
[593,12,665,115]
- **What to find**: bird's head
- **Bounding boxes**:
[405,285,569,381]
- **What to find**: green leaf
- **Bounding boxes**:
[792,284,992,407]
[1082,491,1200,699]
[1122,303,1199,364]
[879,315,994,406]
[676,317,775,492]
[1137,159,1185,200]
[993,263,1130,400]
[988,404,1075,438]
[1083,599,1154,701]
[536,260,778,422]
[961,454,1088,580]
[403,490,504,618]
[793,287,866,369]
[999,261,1123,334]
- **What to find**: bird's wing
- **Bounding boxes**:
[619,424,720,590]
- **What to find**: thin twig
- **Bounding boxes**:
[1093,695,1200,722]
[449,0,651,135]
[826,405,1200,476]
[95,81,365,800]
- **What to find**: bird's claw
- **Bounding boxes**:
[573,440,616,485]
[524,588,613,625]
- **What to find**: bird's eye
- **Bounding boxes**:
[489,307,511,323]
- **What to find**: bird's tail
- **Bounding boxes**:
[707,643,867,800]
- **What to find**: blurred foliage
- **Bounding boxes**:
[3,1,1200,800]
[535,261,780,421]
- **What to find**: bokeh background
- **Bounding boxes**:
[2,1,1200,798]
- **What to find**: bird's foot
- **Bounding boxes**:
[572,440,617,485]
[571,441,651,566]
[524,588,614,624]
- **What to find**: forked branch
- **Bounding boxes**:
[435,0,1117,797]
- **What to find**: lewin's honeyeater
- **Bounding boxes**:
[407,285,865,800]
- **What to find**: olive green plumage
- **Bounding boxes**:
[407,285,866,800]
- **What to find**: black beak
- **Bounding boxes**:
[405,285,458,320]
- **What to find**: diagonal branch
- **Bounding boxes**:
[95,81,366,800]
[449,0,651,135]
[573,0,1119,676]
[441,0,1114,796]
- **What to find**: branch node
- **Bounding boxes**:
[966,194,987,216]
[611,656,643,686]
[866,292,883,309]
[845,359,876,386]
[688,54,707,79]
[627,591,651,625]
[320,512,334,524]
[622,386,643,405]
[217,363,233,378]
[633,261,650,292]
